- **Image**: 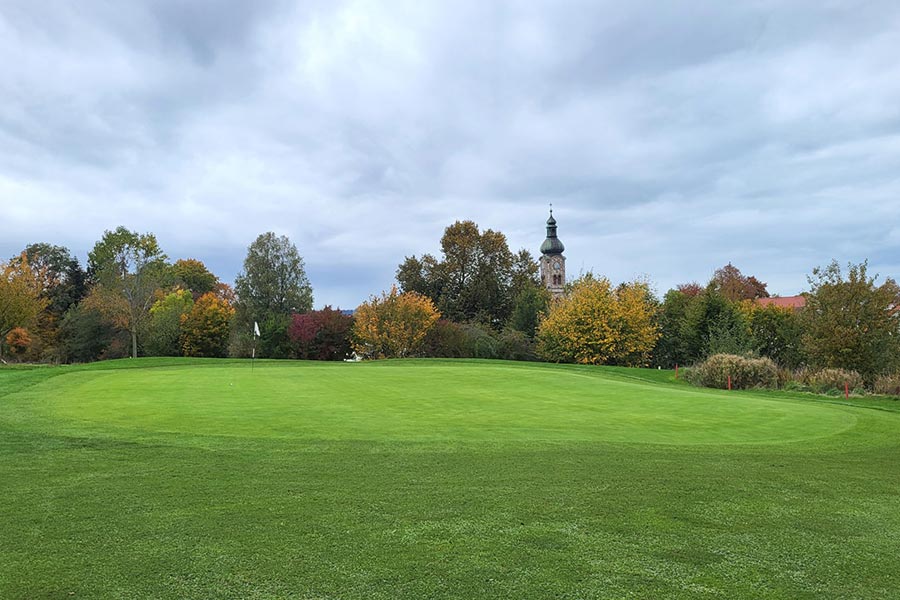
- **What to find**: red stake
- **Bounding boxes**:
[845,381,849,399]
[727,375,732,391]
[675,364,679,379]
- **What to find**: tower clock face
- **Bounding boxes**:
[553,261,561,271]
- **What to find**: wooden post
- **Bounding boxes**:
[675,364,678,379]
[727,375,732,391]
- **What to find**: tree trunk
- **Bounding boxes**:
[131,329,138,359]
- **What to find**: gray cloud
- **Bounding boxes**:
[2,0,900,307]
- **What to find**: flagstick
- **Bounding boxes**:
[252,346,255,372]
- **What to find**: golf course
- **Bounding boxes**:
[2,358,899,599]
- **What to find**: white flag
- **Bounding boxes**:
[253,321,260,337]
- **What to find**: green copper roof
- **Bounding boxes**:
[540,210,565,255]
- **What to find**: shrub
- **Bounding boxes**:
[685,353,778,390]
[422,319,470,358]
[800,368,863,394]
[874,373,900,397]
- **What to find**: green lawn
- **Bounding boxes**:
[1,358,899,599]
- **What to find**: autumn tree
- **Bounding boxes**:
[10,244,87,360]
[180,293,235,358]
[352,287,441,359]
[0,254,47,360]
[710,263,769,302]
[802,260,900,382]
[5,327,32,357]
[234,232,313,358]
[537,274,659,366]
[288,306,353,360]
[172,258,219,298]
[87,227,169,358]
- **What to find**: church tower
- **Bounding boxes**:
[539,208,566,298]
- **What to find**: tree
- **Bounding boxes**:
[5,327,31,357]
[750,304,806,369]
[87,227,169,358]
[509,284,550,339]
[288,306,353,360]
[710,263,769,302]
[397,221,536,328]
[180,293,235,358]
[352,287,440,359]
[652,288,694,368]
[144,289,194,356]
[0,254,46,360]
[680,285,751,362]
[234,233,313,358]
[802,260,900,383]
[10,244,86,360]
[537,274,659,366]
[59,303,126,362]
[172,259,219,298]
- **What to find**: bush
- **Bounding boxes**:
[685,353,778,390]
[799,367,863,394]
[874,373,900,396]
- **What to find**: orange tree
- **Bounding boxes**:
[180,293,235,358]
[0,254,47,360]
[537,274,659,366]
[352,286,440,359]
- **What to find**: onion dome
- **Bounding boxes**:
[540,209,565,255]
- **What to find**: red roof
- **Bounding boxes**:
[755,295,806,310]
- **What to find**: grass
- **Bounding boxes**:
[1,358,899,599]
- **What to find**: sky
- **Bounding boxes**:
[2,1,899,309]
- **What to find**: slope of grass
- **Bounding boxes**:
[1,358,899,599]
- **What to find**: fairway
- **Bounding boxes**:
[2,359,900,599]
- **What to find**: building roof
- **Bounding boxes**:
[755,295,806,310]
[540,209,565,255]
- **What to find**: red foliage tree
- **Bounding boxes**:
[288,306,353,360]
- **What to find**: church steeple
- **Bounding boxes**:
[539,206,566,297]
[540,207,565,255]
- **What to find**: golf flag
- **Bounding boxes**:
[253,321,260,337]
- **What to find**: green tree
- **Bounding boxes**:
[681,286,750,363]
[509,284,550,339]
[234,232,313,358]
[397,221,537,328]
[59,303,124,362]
[87,227,169,358]
[652,288,694,368]
[750,304,806,369]
[144,289,194,356]
[802,260,900,383]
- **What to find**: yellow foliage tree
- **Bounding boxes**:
[0,254,47,360]
[352,286,441,358]
[180,293,235,358]
[537,274,659,366]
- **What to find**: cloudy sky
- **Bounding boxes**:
[2,1,899,308]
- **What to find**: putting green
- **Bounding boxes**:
[8,361,855,445]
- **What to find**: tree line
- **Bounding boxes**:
[2,221,899,391]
